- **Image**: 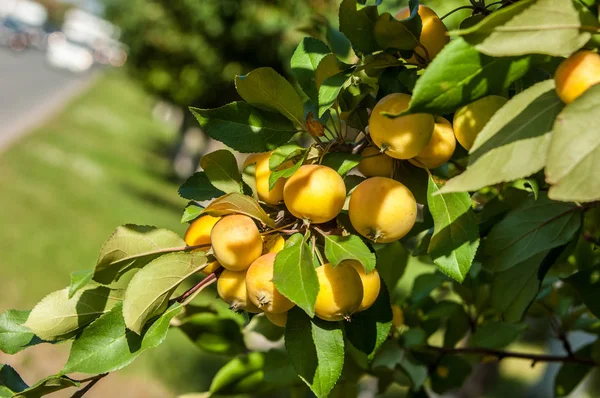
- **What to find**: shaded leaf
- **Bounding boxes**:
[339,0,379,54]
[406,38,543,115]
[235,67,305,126]
[190,102,297,153]
[123,251,205,334]
[269,143,306,170]
[322,234,376,273]
[25,284,123,341]
[178,172,224,201]
[273,234,319,317]
[440,80,563,193]
[93,225,186,284]
[491,251,548,322]
[202,193,276,227]
[484,193,581,271]
[554,344,594,397]
[63,302,182,374]
[0,310,41,355]
[471,321,527,349]
[285,308,344,398]
[200,150,242,194]
[0,365,28,396]
[546,84,600,202]
[372,241,408,292]
[454,0,592,57]
[344,283,392,360]
[373,7,421,51]
[564,264,600,319]
[427,176,479,282]
[430,356,471,394]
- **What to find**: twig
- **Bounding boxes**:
[423,345,598,366]
[440,5,475,20]
[176,273,217,305]
[261,221,298,235]
[70,374,108,398]
[558,332,575,358]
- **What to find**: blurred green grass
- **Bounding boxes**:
[0,71,227,395]
[0,71,187,308]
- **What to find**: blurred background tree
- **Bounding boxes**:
[103,0,338,109]
[103,0,341,177]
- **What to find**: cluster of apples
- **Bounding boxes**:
[183,149,419,325]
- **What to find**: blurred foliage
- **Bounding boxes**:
[103,0,339,109]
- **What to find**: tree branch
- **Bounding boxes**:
[423,345,598,366]
[70,374,108,398]
[175,272,218,305]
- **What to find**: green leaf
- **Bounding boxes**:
[344,283,392,360]
[199,150,242,194]
[546,84,600,202]
[373,8,421,51]
[68,270,93,298]
[321,152,361,176]
[291,38,331,102]
[427,176,479,282]
[372,241,408,291]
[190,103,297,153]
[0,365,28,396]
[12,374,79,398]
[564,264,600,319]
[484,193,581,271]
[25,284,123,341]
[407,38,543,114]
[321,234,376,273]
[440,80,563,193]
[181,202,204,223]
[202,192,276,228]
[554,344,594,397]
[318,71,352,117]
[63,302,182,374]
[179,312,245,355]
[210,352,266,395]
[453,0,592,57]
[123,251,205,334]
[285,308,344,398]
[470,321,527,349]
[273,234,319,317]
[491,251,548,323]
[209,350,297,395]
[93,225,186,284]
[235,67,305,126]
[339,0,379,54]
[0,310,42,355]
[268,150,308,191]
[511,178,540,200]
[178,172,224,201]
[269,143,306,170]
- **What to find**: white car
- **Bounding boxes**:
[46,32,93,73]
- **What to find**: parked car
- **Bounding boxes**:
[46,32,94,73]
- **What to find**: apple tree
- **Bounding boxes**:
[2,0,600,397]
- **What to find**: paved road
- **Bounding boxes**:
[0,47,94,150]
